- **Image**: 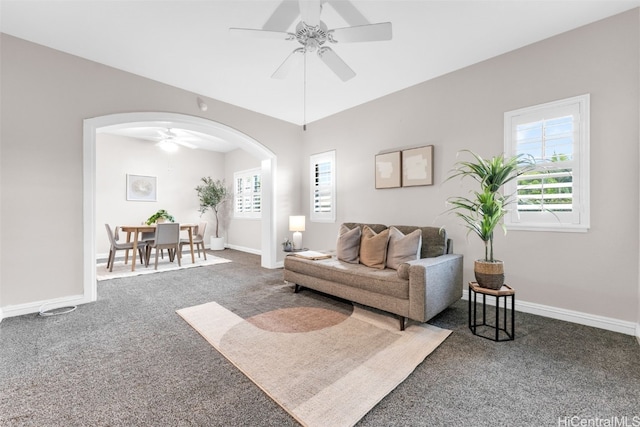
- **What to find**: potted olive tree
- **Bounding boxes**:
[195,177,230,250]
[446,150,534,289]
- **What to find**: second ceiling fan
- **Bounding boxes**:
[230,0,392,82]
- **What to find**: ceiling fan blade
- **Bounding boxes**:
[317,47,355,82]
[329,22,392,43]
[263,0,300,31]
[272,48,305,79]
[174,140,197,149]
[299,0,321,27]
[326,0,369,26]
[229,27,294,40]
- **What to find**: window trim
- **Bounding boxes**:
[233,167,262,219]
[309,150,336,223]
[504,94,590,233]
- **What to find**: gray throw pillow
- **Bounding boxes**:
[359,225,390,269]
[336,224,361,264]
[386,226,422,270]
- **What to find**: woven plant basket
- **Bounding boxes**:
[474,260,505,290]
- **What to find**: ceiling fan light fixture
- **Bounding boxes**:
[156,139,179,152]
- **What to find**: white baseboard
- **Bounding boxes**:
[1,294,88,321]
[462,290,637,336]
[224,243,261,255]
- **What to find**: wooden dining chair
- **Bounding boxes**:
[105,224,148,272]
[145,223,181,270]
[180,221,207,260]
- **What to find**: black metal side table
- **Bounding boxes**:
[468,282,515,341]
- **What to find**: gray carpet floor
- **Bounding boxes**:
[1,249,638,426]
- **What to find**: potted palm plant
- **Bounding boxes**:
[195,177,230,250]
[446,150,534,289]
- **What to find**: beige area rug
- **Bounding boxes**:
[177,301,451,427]
[96,254,231,281]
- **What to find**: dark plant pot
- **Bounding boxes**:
[474,260,505,290]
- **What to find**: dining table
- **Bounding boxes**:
[119,223,197,271]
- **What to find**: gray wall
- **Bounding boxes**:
[0,33,301,309]
[302,10,639,323]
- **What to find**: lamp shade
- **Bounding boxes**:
[289,215,306,232]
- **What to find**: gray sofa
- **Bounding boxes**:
[283,223,463,330]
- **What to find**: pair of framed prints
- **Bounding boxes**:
[375,145,433,189]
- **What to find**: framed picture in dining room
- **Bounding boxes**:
[126,174,157,201]
[375,151,402,189]
[402,145,434,187]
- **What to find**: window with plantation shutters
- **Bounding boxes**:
[234,168,261,219]
[310,150,336,223]
[504,94,590,232]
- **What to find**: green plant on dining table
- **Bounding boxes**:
[145,209,175,225]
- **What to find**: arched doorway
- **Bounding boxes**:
[83,112,277,303]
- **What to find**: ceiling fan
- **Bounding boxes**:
[229,0,392,82]
[153,128,198,151]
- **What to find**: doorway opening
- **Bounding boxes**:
[83,112,277,303]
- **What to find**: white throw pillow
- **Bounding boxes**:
[386,226,422,270]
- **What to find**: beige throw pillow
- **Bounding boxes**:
[386,226,422,270]
[336,224,361,264]
[359,225,390,269]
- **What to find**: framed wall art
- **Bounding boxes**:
[126,174,157,201]
[402,145,434,187]
[375,151,401,189]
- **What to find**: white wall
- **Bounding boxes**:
[95,133,225,257]
[302,10,640,325]
[224,148,262,252]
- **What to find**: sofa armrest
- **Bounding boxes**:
[406,254,464,322]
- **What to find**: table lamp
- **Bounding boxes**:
[289,215,306,250]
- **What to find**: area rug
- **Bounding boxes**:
[96,255,231,281]
[177,301,451,427]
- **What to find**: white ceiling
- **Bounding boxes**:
[99,122,241,153]
[2,0,638,131]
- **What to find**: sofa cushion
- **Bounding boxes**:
[386,227,422,270]
[359,225,390,269]
[336,224,361,263]
[284,256,409,300]
[391,225,447,258]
